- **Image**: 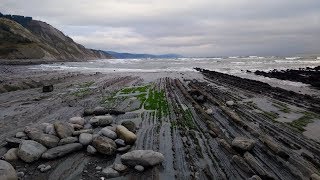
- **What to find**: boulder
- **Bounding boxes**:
[4,148,19,161]
[311,174,320,180]
[0,160,18,180]
[45,124,56,135]
[206,109,213,115]
[101,127,117,139]
[58,137,78,146]
[18,140,47,163]
[135,165,144,172]
[89,115,113,126]
[114,139,126,147]
[102,167,119,178]
[69,117,85,126]
[79,133,93,145]
[43,85,53,92]
[15,132,27,138]
[87,145,97,154]
[92,136,117,155]
[113,163,127,172]
[232,137,255,152]
[54,122,74,139]
[5,137,22,147]
[116,125,137,145]
[121,121,136,133]
[42,143,83,159]
[226,100,235,106]
[121,150,164,167]
[26,131,60,148]
[40,165,51,172]
[73,129,93,136]
[117,145,131,153]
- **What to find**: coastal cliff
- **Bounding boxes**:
[0,13,112,61]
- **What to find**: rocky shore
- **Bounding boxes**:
[254,66,320,89]
[1,66,320,179]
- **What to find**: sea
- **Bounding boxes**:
[30,56,320,96]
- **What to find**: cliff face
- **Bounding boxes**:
[0,14,112,61]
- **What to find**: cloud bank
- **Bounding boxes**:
[1,0,320,56]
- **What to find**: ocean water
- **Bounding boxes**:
[33,57,320,74]
[30,57,320,96]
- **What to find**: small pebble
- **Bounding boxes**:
[40,165,51,172]
[37,164,46,169]
[96,166,102,170]
[134,165,144,172]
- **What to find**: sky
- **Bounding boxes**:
[1,0,320,57]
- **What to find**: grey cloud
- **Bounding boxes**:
[1,0,320,56]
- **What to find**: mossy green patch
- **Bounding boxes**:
[144,88,169,118]
[260,111,279,121]
[72,88,91,97]
[78,81,94,88]
[289,111,319,132]
[273,101,291,113]
[72,81,94,98]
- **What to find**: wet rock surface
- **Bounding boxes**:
[17,140,47,163]
[1,67,320,180]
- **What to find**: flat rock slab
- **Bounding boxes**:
[121,150,164,167]
[42,143,83,159]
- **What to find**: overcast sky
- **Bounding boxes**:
[1,0,320,57]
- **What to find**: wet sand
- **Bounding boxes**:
[1,65,320,180]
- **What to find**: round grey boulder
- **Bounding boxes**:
[79,133,93,145]
[18,140,47,163]
[226,100,235,106]
[121,150,164,167]
[134,165,144,172]
[0,160,18,180]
